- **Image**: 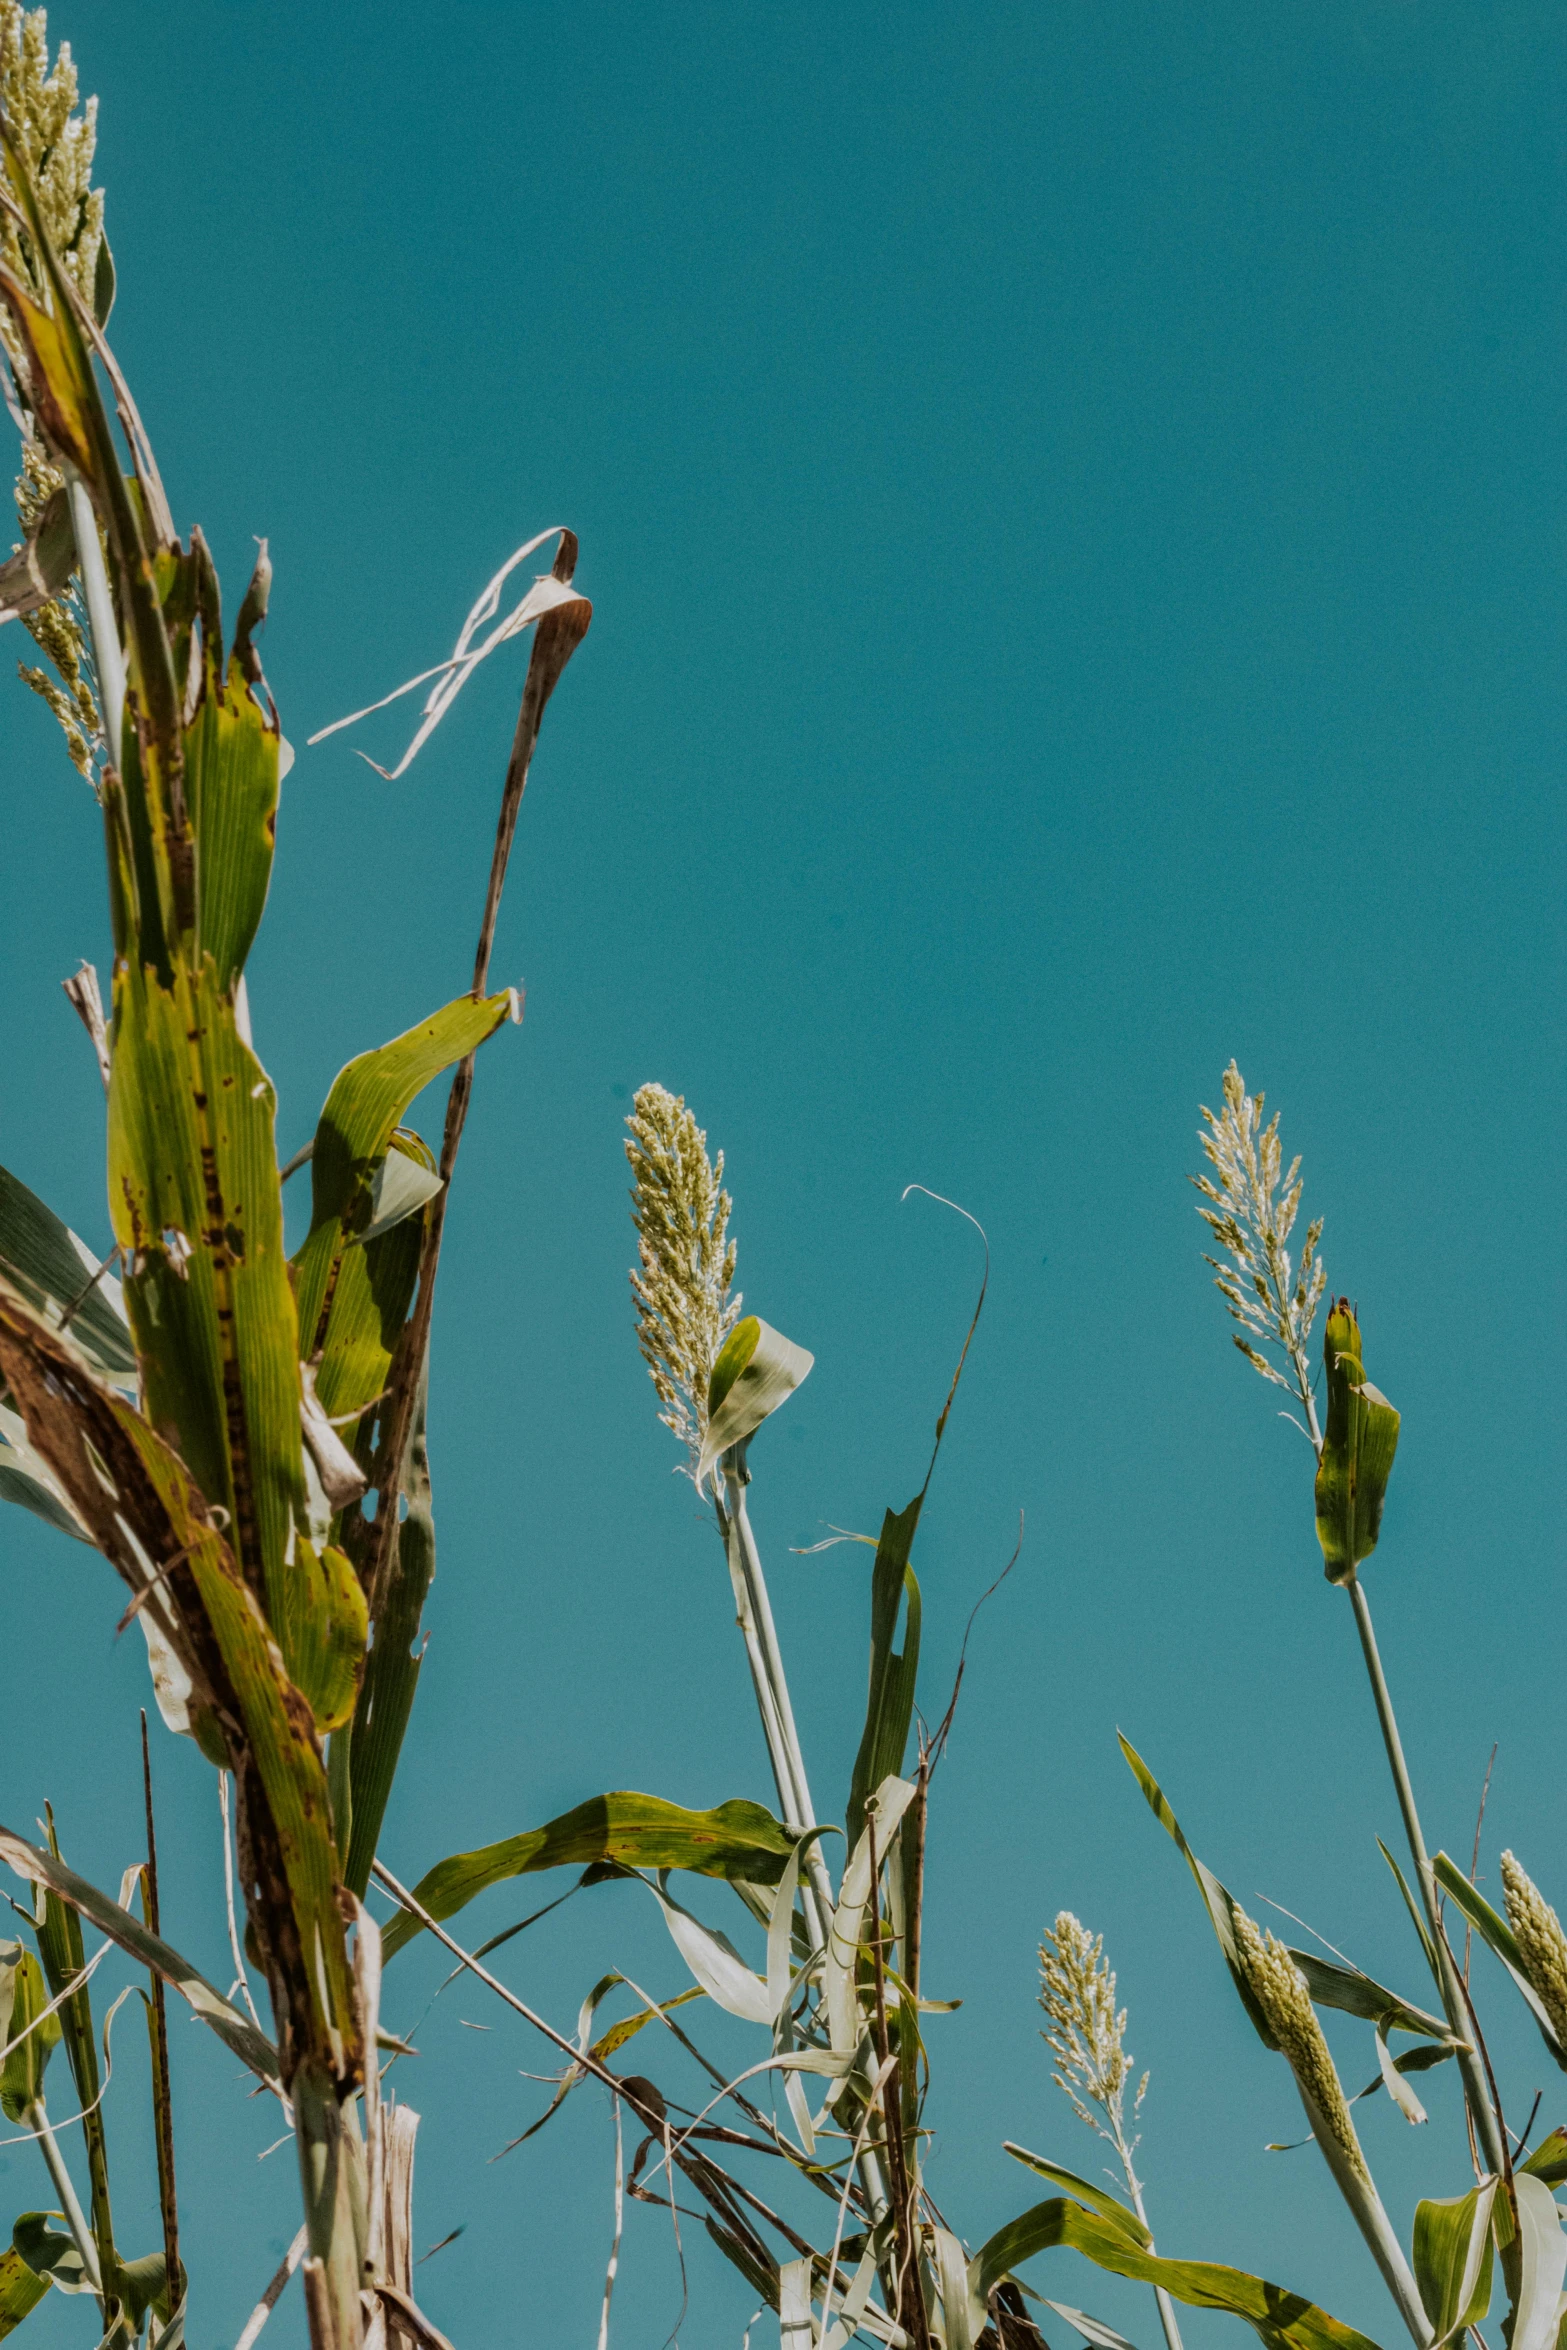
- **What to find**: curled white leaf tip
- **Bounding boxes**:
[307,527,585,781]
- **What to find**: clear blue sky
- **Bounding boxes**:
[0,3,1563,2345]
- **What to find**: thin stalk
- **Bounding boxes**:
[26,2100,102,2297]
[140,1717,180,2310]
[63,468,124,763]
[362,553,584,1627]
[1121,2171,1183,2350]
[38,1813,117,2305]
[716,1463,893,2241]
[1346,1575,1505,2178]
[867,1822,930,2350]
[718,1462,837,1945]
[370,1865,876,2289]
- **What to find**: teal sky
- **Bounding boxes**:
[1,3,1563,2345]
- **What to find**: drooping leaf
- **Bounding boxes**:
[966,2198,1385,2350]
[1511,2174,1567,2350]
[0,1162,133,1384]
[1041,2301,1142,2350]
[1411,2177,1494,2344]
[697,1317,814,1491]
[1001,2147,1149,2248]
[0,1406,87,1542]
[0,1830,276,2084]
[0,1948,58,2122]
[381,1792,800,1962]
[1313,1302,1400,1582]
[10,2216,88,2295]
[0,1285,351,2086]
[115,2250,170,2330]
[0,2245,49,2337]
[1287,1951,1449,2041]
[1118,1734,1279,2049]
[643,1877,772,2024]
[357,1148,444,1250]
[1373,2017,1429,2125]
[292,990,517,1366]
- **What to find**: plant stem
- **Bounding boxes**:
[362,545,585,1628]
[1346,1574,1505,2178]
[291,2061,367,2350]
[718,1460,837,1945]
[140,1715,181,2310]
[26,2100,102,2298]
[1293,2076,1432,2347]
[1119,2167,1184,2350]
[63,468,124,763]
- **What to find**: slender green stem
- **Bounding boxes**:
[717,1460,894,2246]
[1346,1575,1505,2177]
[1119,2165,1184,2350]
[64,469,123,763]
[718,1461,837,1945]
[26,2100,102,2299]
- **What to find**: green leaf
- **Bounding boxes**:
[357,1148,444,1250]
[293,990,517,1366]
[10,2216,87,2295]
[967,2198,1384,2350]
[1432,1853,1567,2067]
[1287,1951,1450,2040]
[343,1402,434,1900]
[310,1134,433,1448]
[0,1830,277,2085]
[0,1283,356,2085]
[1411,2176,1495,2344]
[1373,2018,1430,2124]
[32,1837,115,2286]
[1041,2301,1141,2350]
[0,1406,88,1543]
[114,2250,169,2329]
[698,1317,814,1489]
[1118,1733,1279,2050]
[108,953,308,1633]
[182,539,283,991]
[0,1162,133,1385]
[278,1539,367,1736]
[0,1949,58,2123]
[845,1498,923,1841]
[822,1773,917,2061]
[1511,2174,1567,2350]
[381,1792,799,1962]
[1520,2127,1567,2188]
[1376,1838,1440,1986]
[0,2246,49,2337]
[1314,1302,1400,1582]
[1001,2147,1150,2248]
